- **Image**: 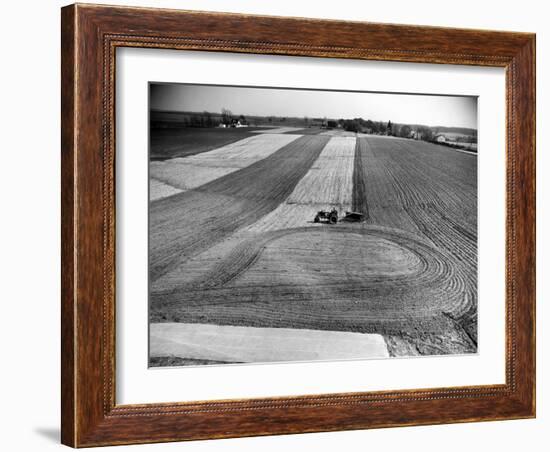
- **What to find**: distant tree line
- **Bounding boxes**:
[151,109,250,128]
[338,118,415,137]
[150,109,477,147]
[336,117,478,146]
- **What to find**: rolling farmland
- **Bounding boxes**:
[149,134,330,283]
[150,133,299,201]
[150,129,478,362]
[150,126,268,161]
[353,136,477,347]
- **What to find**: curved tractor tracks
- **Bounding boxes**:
[185,226,455,297]
[151,224,477,356]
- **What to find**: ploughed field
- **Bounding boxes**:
[150,126,270,161]
[150,129,477,359]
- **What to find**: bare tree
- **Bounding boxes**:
[221,108,232,125]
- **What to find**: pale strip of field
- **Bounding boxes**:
[246,136,356,232]
[150,133,300,200]
[320,130,375,137]
[288,136,355,205]
[150,179,183,201]
[150,323,389,364]
[252,127,304,134]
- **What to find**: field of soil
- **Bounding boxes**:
[353,136,477,349]
[282,127,324,135]
[150,134,330,283]
[150,133,299,201]
[150,127,269,161]
[150,128,478,362]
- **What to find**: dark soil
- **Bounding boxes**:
[150,127,269,161]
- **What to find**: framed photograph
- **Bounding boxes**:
[61,3,536,447]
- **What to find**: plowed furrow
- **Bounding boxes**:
[356,136,477,346]
[352,137,369,217]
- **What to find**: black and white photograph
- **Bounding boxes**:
[148,83,478,367]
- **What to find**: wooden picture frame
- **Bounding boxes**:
[61,3,536,447]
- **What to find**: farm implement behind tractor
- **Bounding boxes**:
[313,209,364,224]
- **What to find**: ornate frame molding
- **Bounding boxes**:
[61,4,535,447]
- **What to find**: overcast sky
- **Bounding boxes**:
[150,83,477,129]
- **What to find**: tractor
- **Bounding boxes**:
[314,208,338,224]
